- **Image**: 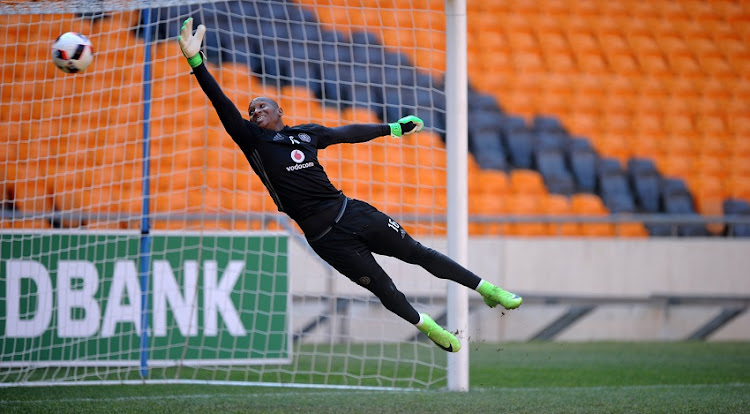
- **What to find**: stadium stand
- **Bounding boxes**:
[535,147,576,196]
[2,162,54,229]
[504,193,547,236]
[4,0,750,237]
[320,29,353,106]
[570,193,614,237]
[445,0,749,236]
[541,194,579,236]
[468,108,509,171]
[660,178,710,237]
[596,157,637,213]
[627,158,662,214]
[566,136,598,193]
[723,198,750,238]
[499,115,535,169]
[509,169,547,196]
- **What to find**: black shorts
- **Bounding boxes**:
[306,198,422,287]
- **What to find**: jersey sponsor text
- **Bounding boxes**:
[286,162,314,171]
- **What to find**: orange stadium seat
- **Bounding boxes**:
[544,51,578,76]
[597,29,629,53]
[628,30,662,52]
[509,169,547,196]
[369,185,404,214]
[696,136,728,159]
[696,113,730,138]
[522,50,551,74]
[615,220,649,238]
[537,29,569,54]
[504,193,548,236]
[693,155,725,180]
[5,165,54,229]
[504,16,536,51]
[726,176,750,203]
[597,135,632,165]
[654,33,690,57]
[571,194,615,237]
[341,107,381,124]
[668,52,704,78]
[576,50,609,74]
[469,191,508,236]
[401,189,448,236]
[607,50,641,75]
[629,133,664,160]
[660,134,696,157]
[697,196,728,235]
[467,168,482,197]
[280,85,325,125]
[566,27,599,53]
[728,139,750,158]
[687,37,723,60]
[690,175,725,207]
[698,55,735,80]
[632,104,666,135]
[475,169,510,197]
[541,194,579,236]
[639,53,673,78]
[382,29,415,50]
[151,190,188,217]
[659,154,693,178]
[728,156,750,178]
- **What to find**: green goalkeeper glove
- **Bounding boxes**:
[178,17,206,68]
[389,115,424,137]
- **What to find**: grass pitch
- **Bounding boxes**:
[1,341,748,413]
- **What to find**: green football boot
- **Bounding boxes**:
[477,282,523,310]
[417,313,460,353]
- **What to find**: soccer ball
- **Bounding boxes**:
[51,32,94,73]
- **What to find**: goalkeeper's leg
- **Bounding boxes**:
[360,209,523,310]
[308,229,460,352]
[361,272,459,353]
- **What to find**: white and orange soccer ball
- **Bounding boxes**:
[51,32,94,73]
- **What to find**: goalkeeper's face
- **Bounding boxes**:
[249,97,285,131]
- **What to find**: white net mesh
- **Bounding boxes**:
[1,0,453,389]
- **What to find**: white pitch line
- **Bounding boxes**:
[471,383,750,393]
[0,390,408,405]
[1,383,747,405]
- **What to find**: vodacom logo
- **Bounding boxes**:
[286,149,313,172]
[291,149,305,163]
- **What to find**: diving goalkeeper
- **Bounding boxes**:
[178,18,522,352]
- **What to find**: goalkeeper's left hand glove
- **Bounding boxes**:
[178,17,206,68]
[389,115,424,137]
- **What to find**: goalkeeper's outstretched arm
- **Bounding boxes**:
[178,18,247,141]
[319,115,425,147]
[178,17,423,146]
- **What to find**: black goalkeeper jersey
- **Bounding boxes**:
[191,63,391,237]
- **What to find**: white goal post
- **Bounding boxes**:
[0,0,471,390]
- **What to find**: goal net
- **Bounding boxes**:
[1,0,453,389]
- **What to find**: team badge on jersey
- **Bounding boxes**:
[291,149,306,163]
[298,133,311,143]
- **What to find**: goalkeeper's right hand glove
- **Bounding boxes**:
[389,115,424,137]
[178,17,206,68]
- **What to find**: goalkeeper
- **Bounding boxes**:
[179,18,521,353]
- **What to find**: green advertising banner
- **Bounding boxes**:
[0,232,289,366]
